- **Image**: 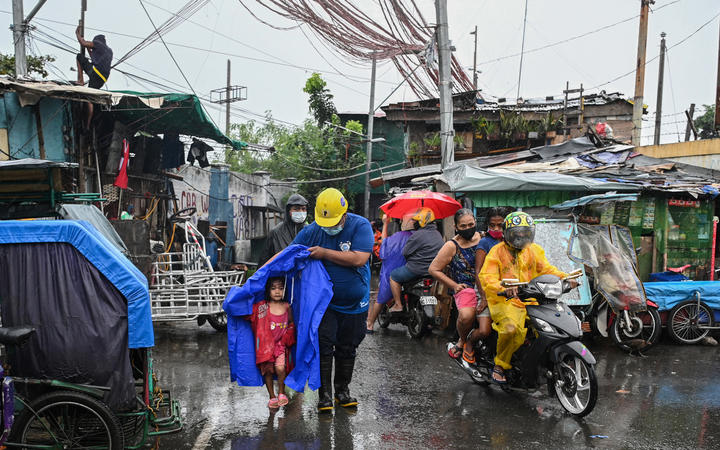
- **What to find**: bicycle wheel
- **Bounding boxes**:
[668,300,714,345]
[12,390,124,449]
[610,307,662,352]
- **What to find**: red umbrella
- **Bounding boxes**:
[380,190,462,219]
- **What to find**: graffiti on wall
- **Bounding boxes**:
[179,189,209,224]
[231,194,260,240]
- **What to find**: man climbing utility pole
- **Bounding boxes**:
[75,17,113,128]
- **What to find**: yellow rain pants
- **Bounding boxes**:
[479,242,566,370]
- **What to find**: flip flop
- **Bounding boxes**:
[491,366,507,385]
[448,343,462,359]
[462,342,476,364]
[278,393,289,406]
[268,397,279,409]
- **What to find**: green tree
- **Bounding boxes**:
[225,74,365,210]
[303,72,338,127]
[0,53,56,78]
[694,104,718,139]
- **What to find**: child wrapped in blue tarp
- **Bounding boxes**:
[223,244,333,403]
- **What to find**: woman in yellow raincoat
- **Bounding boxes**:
[479,211,576,384]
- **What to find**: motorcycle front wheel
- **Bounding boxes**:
[549,355,598,417]
[610,307,662,352]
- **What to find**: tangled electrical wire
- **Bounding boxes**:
[237,0,474,98]
[112,0,210,68]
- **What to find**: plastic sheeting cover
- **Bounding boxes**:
[643,281,720,311]
[568,224,646,313]
[0,242,135,410]
[444,164,641,193]
[58,204,129,255]
[0,220,153,348]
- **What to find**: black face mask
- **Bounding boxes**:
[456,227,476,241]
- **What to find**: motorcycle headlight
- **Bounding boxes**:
[537,281,562,299]
[533,318,555,333]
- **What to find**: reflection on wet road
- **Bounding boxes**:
[153,321,720,449]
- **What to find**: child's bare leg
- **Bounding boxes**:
[275,365,286,395]
[263,372,276,398]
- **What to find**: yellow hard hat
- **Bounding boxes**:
[411,207,435,228]
[315,188,348,227]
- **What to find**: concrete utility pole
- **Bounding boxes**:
[632,0,653,146]
[226,59,231,138]
[654,32,667,146]
[471,26,478,91]
[363,55,377,219]
[435,0,454,170]
[12,0,27,78]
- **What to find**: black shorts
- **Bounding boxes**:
[76,53,107,89]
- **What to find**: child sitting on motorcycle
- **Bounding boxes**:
[479,212,577,384]
[248,276,296,408]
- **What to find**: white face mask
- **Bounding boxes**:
[290,211,307,224]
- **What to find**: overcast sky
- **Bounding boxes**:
[2,0,717,146]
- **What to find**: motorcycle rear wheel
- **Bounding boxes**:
[407,304,428,339]
[610,307,662,352]
[549,355,598,417]
[377,304,392,328]
[667,300,714,345]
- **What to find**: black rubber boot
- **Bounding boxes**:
[333,357,358,407]
[317,356,334,412]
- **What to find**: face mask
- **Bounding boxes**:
[322,224,344,236]
[488,230,503,240]
[457,227,476,241]
[290,211,307,224]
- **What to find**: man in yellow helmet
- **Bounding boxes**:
[388,207,444,312]
[479,211,578,384]
[291,188,373,411]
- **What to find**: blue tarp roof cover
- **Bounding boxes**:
[0,220,154,348]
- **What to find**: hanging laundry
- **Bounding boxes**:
[187,138,212,168]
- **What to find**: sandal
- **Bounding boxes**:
[491,366,507,385]
[268,397,279,409]
[448,343,462,359]
[278,393,289,406]
[462,342,476,364]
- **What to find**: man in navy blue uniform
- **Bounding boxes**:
[291,187,373,411]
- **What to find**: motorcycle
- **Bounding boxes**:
[377,276,440,338]
[449,270,599,417]
[569,223,662,353]
[0,326,35,446]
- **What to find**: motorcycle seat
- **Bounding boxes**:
[401,276,431,288]
[0,326,36,346]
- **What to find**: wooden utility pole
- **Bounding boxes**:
[654,32,667,146]
[471,26,478,91]
[435,0,454,170]
[715,18,720,130]
[684,103,695,141]
[562,81,569,139]
[632,0,654,146]
[363,55,377,219]
[225,59,231,138]
[77,0,87,191]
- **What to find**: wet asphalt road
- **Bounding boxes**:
[151,318,720,450]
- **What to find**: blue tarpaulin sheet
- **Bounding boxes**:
[0,220,154,348]
[643,281,720,312]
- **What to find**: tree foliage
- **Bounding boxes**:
[225,74,365,209]
[694,104,718,139]
[0,53,56,78]
[303,72,338,127]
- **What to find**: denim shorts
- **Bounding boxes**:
[390,265,422,283]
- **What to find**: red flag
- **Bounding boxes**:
[114,138,129,189]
